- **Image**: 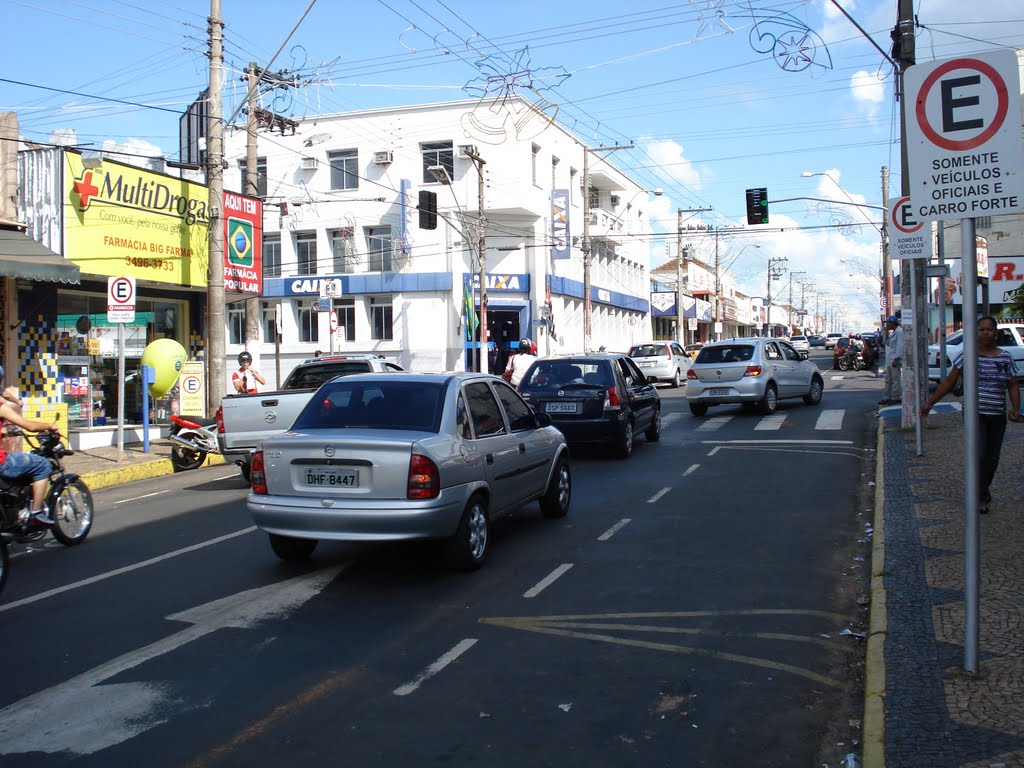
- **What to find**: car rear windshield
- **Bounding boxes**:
[291,380,445,432]
[694,345,755,364]
[522,360,613,388]
[282,362,379,390]
[792,336,807,342]
[628,344,668,358]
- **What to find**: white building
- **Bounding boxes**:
[222,97,655,383]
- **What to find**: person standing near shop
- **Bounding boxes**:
[921,316,1022,514]
[879,315,903,405]
[232,351,266,394]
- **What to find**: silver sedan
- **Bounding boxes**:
[247,372,572,571]
[685,338,825,416]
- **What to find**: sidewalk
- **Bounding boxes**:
[59,439,227,490]
[866,404,1024,767]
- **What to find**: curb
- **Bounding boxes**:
[77,453,228,491]
[862,418,887,767]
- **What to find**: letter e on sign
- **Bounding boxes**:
[905,49,1024,221]
[107,276,136,323]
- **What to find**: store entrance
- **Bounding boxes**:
[488,309,521,375]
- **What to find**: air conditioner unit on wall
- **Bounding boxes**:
[300,156,318,170]
[457,144,478,159]
[373,150,393,165]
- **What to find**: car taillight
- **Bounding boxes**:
[744,365,763,377]
[604,386,622,408]
[216,406,224,433]
[686,368,698,380]
[251,451,268,494]
[407,453,439,500]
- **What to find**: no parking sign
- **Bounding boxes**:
[905,49,1023,220]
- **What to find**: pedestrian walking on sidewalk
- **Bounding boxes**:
[921,316,1022,513]
[879,315,903,405]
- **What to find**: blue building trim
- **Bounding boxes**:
[264,273,454,297]
[548,275,649,313]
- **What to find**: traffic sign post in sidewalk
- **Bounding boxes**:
[107,276,136,459]
[904,48,1023,675]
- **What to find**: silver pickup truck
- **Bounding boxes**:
[218,355,404,480]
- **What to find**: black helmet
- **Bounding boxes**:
[238,351,252,365]
[518,339,532,354]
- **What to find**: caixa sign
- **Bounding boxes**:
[467,274,530,292]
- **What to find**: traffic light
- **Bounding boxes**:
[745,187,769,225]
[418,190,438,230]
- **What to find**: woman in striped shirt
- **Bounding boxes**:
[922,316,1022,514]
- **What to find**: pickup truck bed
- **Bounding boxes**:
[218,356,404,478]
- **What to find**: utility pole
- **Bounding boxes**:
[676,206,712,345]
[206,0,225,415]
[465,150,487,373]
[788,271,805,333]
[581,143,633,352]
[244,63,261,377]
[765,257,787,336]
[881,165,893,321]
[713,229,721,341]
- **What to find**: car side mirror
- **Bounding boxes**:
[535,412,553,427]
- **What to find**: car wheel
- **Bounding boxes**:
[803,375,824,405]
[539,457,571,518]
[689,402,708,417]
[269,533,317,562]
[669,369,681,388]
[615,420,634,459]
[645,409,662,442]
[758,383,778,415]
[445,495,489,571]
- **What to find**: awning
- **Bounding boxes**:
[0,229,80,283]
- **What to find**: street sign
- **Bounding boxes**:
[905,49,1024,221]
[330,311,339,332]
[106,276,136,323]
[318,279,342,299]
[888,196,929,260]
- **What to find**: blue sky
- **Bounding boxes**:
[4,0,1023,328]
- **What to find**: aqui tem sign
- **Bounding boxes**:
[905,49,1024,221]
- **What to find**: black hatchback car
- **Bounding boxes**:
[517,354,661,459]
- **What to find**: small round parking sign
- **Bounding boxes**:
[181,375,202,395]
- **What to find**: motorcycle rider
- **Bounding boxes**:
[0,365,59,524]
[232,351,266,394]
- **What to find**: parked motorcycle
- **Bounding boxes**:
[0,430,94,595]
[168,413,220,472]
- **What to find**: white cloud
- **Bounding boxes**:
[850,69,885,119]
[644,139,702,192]
[100,138,164,170]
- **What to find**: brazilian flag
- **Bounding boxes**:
[228,218,254,267]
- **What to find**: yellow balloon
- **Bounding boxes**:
[141,339,188,398]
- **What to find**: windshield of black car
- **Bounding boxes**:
[628,344,666,358]
[522,361,613,388]
[291,380,445,432]
[694,345,755,364]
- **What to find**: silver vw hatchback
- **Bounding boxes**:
[247,372,571,571]
[685,338,825,416]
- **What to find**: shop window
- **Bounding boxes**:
[369,296,393,341]
[333,298,355,342]
[262,301,279,342]
[331,228,357,273]
[264,233,281,278]
[228,302,245,345]
[365,226,392,272]
[297,302,320,343]
[296,232,317,275]
[238,157,267,198]
[328,150,359,190]
[421,140,454,184]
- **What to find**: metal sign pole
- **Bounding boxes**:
[961,217,980,674]
[116,322,125,460]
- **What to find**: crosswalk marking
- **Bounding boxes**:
[696,415,733,431]
[754,413,786,430]
[814,409,844,430]
[662,412,683,426]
